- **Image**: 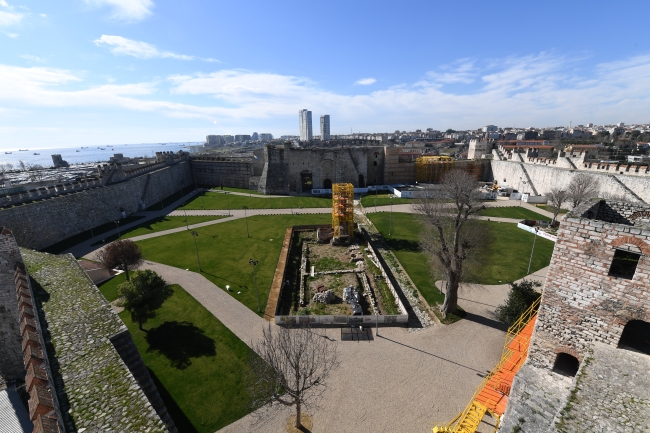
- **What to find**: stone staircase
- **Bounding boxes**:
[518,163,539,195]
[609,175,646,203]
[565,157,578,170]
[110,331,178,433]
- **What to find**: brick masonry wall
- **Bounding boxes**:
[0,228,25,381]
[528,201,650,369]
[0,162,191,250]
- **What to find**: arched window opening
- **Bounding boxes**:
[608,245,642,279]
[373,161,377,166]
[358,175,365,188]
[323,179,332,189]
[618,320,650,355]
[553,353,580,377]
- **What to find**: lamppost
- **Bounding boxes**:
[225,192,231,216]
[182,203,189,230]
[249,258,260,313]
[200,189,205,210]
[181,179,184,197]
[269,191,272,209]
[389,201,393,236]
[289,183,293,214]
[375,186,378,213]
[114,220,121,239]
[191,231,202,272]
[243,206,250,237]
[527,227,539,274]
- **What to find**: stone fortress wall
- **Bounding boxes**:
[0,158,192,250]
[491,159,650,202]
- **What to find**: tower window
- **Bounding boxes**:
[608,248,641,280]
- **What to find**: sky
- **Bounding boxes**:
[1,0,650,149]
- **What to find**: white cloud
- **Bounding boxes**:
[84,0,153,21]
[0,10,24,26]
[0,0,9,7]
[94,35,218,62]
[356,77,376,85]
[4,31,18,38]
[39,13,46,17]
[2,52,650,131]
[20,54,45,62]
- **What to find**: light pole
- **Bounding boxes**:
[181,179,184,197]
[389,201,393,236]
[249,258,260,313]
[200,189,205,210]
[269,191,272,209]
[183,203,189,230]
[243,206,250,237]
[527,227,539,274]
[114,220,121,239]
[191,231,202,272]
[289,183,293,214]
[225,192,231,216]
[375,186,378,213]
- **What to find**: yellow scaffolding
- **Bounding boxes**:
[415,156,455,183]
[332,183,355,239]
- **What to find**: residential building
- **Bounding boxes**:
[252,132,259,141]
[299,109,313,141]
[259,133,273,142]
[206,135,224,146]
[234,134,251,142]
[320,115,331,141]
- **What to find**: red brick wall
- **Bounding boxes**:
[529,208,650,369]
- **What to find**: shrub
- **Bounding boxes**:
[495,279,542,326]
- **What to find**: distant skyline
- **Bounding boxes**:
[2,0,650,149]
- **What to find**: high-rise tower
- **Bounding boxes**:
[320,115,330,141]
[299,109,313,141]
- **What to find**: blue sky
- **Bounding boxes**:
[2,0,650,149]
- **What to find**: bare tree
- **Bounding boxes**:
[567,173,600,209]
[97,239,143,280]
[247,324,340,430]
[546,187,569,224]
[18,160,26,171]
[28,164,45,182]
[412,170,485,317]
[0,162,13,174]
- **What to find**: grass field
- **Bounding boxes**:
[178,191,331,210]
[535,204,569,215]
[120,284,255,433]
[42,216,145,254]
[97,272,127,302]
[209,186,264,195]
[478,206,551,221]
[136,214,331,313]
[91,215,225,246]
[367,212,555,307]
[360,194,412,208]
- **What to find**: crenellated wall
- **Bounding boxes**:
[0,161,191,250]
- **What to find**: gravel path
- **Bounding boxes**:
[137,259,548,433]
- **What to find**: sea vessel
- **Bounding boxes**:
[5,151,11,154]
[33,153,40,155]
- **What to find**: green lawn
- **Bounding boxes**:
[535,204,569,215]
[136,214,331,313]
[478,206,551,221]
[177,191,332,210]
[91,216,224,245]
[367,212,555,307]
[42,216,145,254]
[209,186,264,195]
[360,194,412,208]
[97,272,127,302]
[120,284,256,433]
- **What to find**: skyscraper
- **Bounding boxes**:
[320,115,330,141]
[299,109,312,141]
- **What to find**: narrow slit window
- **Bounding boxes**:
[608,248,641,279]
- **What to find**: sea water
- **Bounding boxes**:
[0,142,202,168]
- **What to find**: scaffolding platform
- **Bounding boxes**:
[332,183,355,240]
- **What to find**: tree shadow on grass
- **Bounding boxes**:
[384,238,421,252]
[146,321,216,369]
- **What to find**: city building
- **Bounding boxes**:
[251,132,259,141]
[234,134,251,142]
[206,135,225,147]
[320,115,331,141]
[299,109,313,141]
[259,133,273,142]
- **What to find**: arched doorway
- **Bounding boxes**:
[358,174,365,188]
[323,179,332,189]
[618,320,650,355]
[553,353,580,377]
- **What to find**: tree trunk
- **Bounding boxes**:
[440,273,459,316]
[138,321,143,331]
[124,265,130,281]
[295,399,302,429]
